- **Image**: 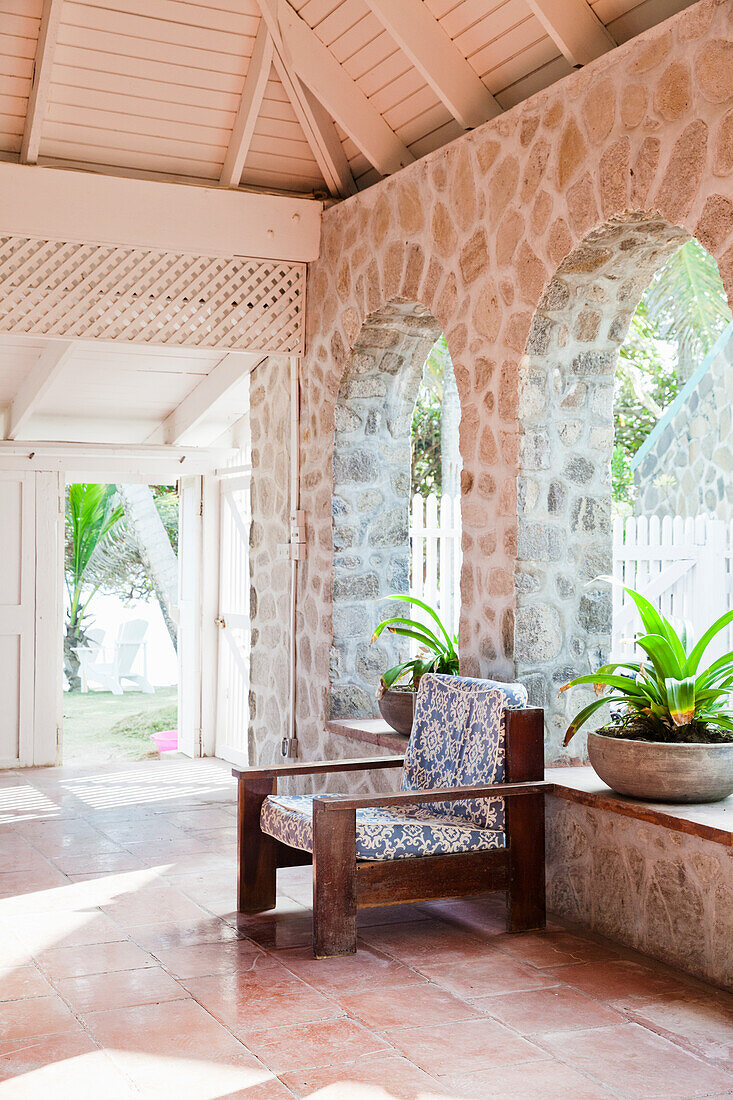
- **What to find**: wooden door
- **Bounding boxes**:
[177,475,203,757]
[215,472,251,766]
[0,472,36,766]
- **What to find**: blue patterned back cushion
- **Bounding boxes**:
[401,673,528,830]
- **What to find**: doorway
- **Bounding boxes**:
[62,480,180,765]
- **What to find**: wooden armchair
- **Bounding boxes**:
[233,674,548,958]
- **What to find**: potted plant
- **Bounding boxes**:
[372,594,459,735]
[562,586,733,803]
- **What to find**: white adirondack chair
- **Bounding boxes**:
[76,619,155,695]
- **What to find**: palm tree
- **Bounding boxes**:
[116,484,179,648]
[644,238,731,381]
[64,484,124,691]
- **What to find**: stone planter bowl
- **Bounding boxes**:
[378,688,416,736]
[587,732,733,803]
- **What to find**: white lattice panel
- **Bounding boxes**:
[0,236,305,352]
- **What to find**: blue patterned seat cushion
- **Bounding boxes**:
[401,674,528,831]
[259,674,528,862]
[260,794,505,861]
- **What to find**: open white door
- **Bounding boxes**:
[214,469,251,766]
[177,475,202,757]
[0,472,36,766]
[0,471,62,768]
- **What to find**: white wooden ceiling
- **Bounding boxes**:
[0,336,255,445]
[1,0,697,200]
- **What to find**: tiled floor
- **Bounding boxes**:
[1,759,732,1099]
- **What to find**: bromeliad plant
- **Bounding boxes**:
[372,594,459,695]
[562,586,733,746]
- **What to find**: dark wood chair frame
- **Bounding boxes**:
[233,707,548,957]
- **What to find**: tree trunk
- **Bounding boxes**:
[441,357,462,499]
[117,484,179,649]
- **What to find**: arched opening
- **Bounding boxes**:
[516,214,731,759]
[330,301,460,719]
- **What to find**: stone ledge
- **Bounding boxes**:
[326,717,408,754]
[549,766,732,848]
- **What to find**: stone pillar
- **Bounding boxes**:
[330,302,441,719]
[248,356,292,765]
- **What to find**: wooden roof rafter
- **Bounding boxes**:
[21,0,65,164]
[364,0,501,130]
[525,0,616,68]
[220,21,274,189]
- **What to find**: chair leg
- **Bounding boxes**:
[312,800,357,958]
[237,776,277,914]
[505,708,546,933]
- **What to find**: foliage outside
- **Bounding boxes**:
[613,240,731,509]
[372,594,459,694]
[561,586,733,745]
[411,333,450,497]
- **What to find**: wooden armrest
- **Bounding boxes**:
[232,755,405,781]
[314,779,551,812]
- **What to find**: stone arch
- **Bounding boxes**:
[330,299,445,719]
[514,213,729,759]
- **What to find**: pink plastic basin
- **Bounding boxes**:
[151,729,178,753]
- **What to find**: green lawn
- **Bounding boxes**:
[62,687,178,765]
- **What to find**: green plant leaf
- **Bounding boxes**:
[665,677,696,726]
[385,594,455,653]
[563,695,628,747]
[558,673,649,699]
[683,609,733,675]
[372,616,443,652]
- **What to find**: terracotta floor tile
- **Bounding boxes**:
[551,959,696,1009]
[56,963,186,1013]
[37,938,154,979]
[475,984,624,1034]
[0,866,69,897]
[162,808,234,831]
[0,994,80,1040]
[127,916,243,952]
[51,851,145,875]
[185,968,343,1033]
[492,929,620,968]
[420,952,558,998]
[0,1046,137,1098]
[0,964,54,1001]
[539,1022,733,1098]
[241,1016,388,1074]
[282,1050,443,1098]
[14,910,127,951]
[385,1016,546,1077]
[83,998,273,1096]
[275,943,427,995]
[101,884,211,927]
[440,1058,617,1098]
[0,1031,98,1080]
[150,938,271,979]
[358,920,493,965]
[338,983,481,1031]
[628,992,733,1073]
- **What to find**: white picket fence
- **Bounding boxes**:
[410,493,462,638]
[612,515,732,662]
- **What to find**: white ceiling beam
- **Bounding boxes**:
[147,352,264,446]
[6,340,74,440]
[364,0,500,129]
[256,2,356,198]
[525,0,616,67]
[0,162,321,262]
[268,0,414,177]
[221,21,274,188]
[21,0,64,164]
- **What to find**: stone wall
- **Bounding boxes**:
[290,0,733,768]
[248,355,292,767]
[634,321,733,518]
[547,795,733,991]
[331,301,441,720]
[517,217,689,751]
